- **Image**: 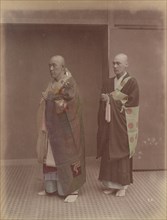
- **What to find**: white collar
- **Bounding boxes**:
[114,72,127,90]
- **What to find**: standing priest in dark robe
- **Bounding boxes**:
[36,55,86,202]
[97,53,139,197]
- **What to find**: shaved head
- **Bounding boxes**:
[49,55,66,80]
[49,55,65,67]
[114,53,128,66]
[113,53,129,77]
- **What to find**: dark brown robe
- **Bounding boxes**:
[97,73,139,185]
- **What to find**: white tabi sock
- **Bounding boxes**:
[115,189,126,197]
[103,189,116,195]
[38,190,46,196]
[64,190,79,203]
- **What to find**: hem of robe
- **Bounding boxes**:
[98,155,133,186]
[100,180,130,190]
[43,162,86,196]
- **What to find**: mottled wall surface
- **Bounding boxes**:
[1,10,166,170]
[2,24,106,159]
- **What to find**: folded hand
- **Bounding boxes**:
[101,93,109,102]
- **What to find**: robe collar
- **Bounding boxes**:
[114,72,128,90]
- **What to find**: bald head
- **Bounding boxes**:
[113,53,128,77]
[49,55,65,67]
[114,53,128,66]
[49,55,66,81]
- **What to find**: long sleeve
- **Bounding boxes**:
[60,77,77,101]
[122,77,139,107]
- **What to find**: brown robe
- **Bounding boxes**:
[97,73,139,185]
[37,71,86,195]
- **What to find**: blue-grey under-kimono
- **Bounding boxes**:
[36,70,86,196]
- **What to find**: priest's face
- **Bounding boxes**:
[113,54,128,76]
[49,56,65,80]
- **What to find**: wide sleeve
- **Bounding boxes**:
[60,77,77,101]
[122,77,139,107]
[96,80,111,158]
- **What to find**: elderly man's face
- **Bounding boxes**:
[49,57,64,80]
[113,55,128,76]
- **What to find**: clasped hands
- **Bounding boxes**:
[101,93,110,102]
[46,91,62,101]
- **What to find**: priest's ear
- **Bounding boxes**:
[125,60,128,68]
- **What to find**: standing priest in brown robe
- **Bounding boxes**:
[36,55,86,202]
[97,53,139,197]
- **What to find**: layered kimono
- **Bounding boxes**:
[97,72,139,187]
[36,70,86,196]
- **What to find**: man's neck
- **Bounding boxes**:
[116,72,126,79]
[55,71,66,82]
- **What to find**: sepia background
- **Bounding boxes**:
[1,1,166,171]
[0,1,166,220]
